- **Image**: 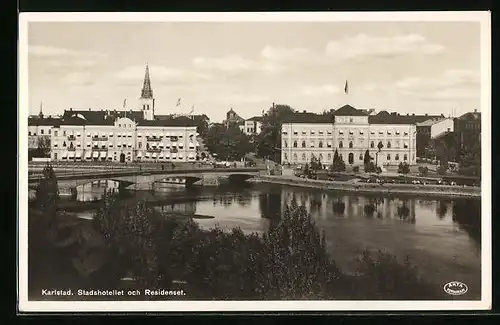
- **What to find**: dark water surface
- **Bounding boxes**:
[67,182,482,299]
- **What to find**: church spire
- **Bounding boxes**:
[38,101,44,118]
[141,64,153,99]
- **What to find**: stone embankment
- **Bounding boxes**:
[255,175,481,199]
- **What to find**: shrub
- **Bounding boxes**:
[352,166,360,173]
[418,166,429,177]
[437,166,447,175]
[364,161,376,173]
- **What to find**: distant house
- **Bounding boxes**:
[223,108,245,128]
[242,116,263,136]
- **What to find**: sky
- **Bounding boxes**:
[26,21,481,122]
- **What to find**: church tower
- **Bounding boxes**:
[140,64,155,120]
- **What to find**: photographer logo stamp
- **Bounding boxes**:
[443,281,468,296]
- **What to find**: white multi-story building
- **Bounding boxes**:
[281,105,417,167]
[36,65,200,163]
[241,116,263,136]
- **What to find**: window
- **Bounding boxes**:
[28,131,31,136]
[310,141,315,148]
[302,153,306,160]
[284,153,288,160]
[63,131,66,136]
[41,129,44,135]
[310,131,315,135]
[404,154,408,161]
[327,131,332,135]
[387,154,391,161]
[293,153,297,160]
[54,131,58,136]
[349,118,353,123]
[339,130,344,135]
[319,131,323,135]
[378,141,383,149]
[283,131,288,135]
[293,141,298,148]
[293,131,298,135]
[319,153,323,160]
[370,141,374,148]
[63,141,66,147]
[328,153,331,160]
[359,131,364,135]
[302,131,306,135]
[404,142,408,149]
[395,154,399,160]
[359,154,363,161]
[339,141,343,148]
[301,141,306,148]
[349,141,353,148]
[349,130,353,135]
[139,143,142,148]
[318,141,323,148]
[387,141,391,148]
[283,141,288,148]
[54,153,58,160]
[404,132,408,136]
[379,131,384,135]
[371,131,375,135]
[387,131,392,135]
[327,142,332,148]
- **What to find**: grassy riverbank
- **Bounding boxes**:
[255,175,481,199]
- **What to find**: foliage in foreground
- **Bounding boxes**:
[89,191,437,300]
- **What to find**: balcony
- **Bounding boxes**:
[93,136,108,141]
[146,136,162,141]
[67,147,76,151]
[146,148,162,153]
[67,135,76,141]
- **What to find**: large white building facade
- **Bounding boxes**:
[281,105,417,167]
[32,65,200,163]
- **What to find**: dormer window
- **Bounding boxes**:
[310,131,315,135]
[396,131,400,135]
[371,131,375,135]
[339,130,344,135]
[387,131,392,135]
[379,131,384,134]
[404,132,409,136]
[349,130,353,135]
[359,131,364,135]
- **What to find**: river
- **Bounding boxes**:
[64,182,482,299]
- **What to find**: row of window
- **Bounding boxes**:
[29,130,195,138]
[284,140,410,149]
[283,130,410,136]
[53,142,197,149]
[283,152,409,162]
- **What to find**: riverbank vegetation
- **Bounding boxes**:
[29,165,439,300]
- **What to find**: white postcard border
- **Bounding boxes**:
[17,11,492,312]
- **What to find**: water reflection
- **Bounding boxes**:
[64,183,481,297]
[75,180,120,202]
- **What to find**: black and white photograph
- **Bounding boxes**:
[18,12,491,312]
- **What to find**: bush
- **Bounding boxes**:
[364,161,376,173]
[437,166,447,175]
[418,166,429,177]
[352,166,360,173]
[88,192,438,300]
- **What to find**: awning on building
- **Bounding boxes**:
[75,151,82,158]
[196,142,200,147]
[60,152,67,158]
[165,143,170,148]
[76,132,81,136]
[137,152,142,158]
[171,153,177,158]
[152,152,157,159]
[327,141,332,146]
[178,154,183,159]
[189,143,195,148]
[100,151,107,158]
[145,152,150,158]
[122,143,127,148]
[165,132,170,137]
[92,151,99,158]
[165,153,170,158]
[68,151,75,158]
[178,143,184,147]
[109,132,113,136]
[137,132,142,137]
[188,153,194,159]
[85,151,92,159]
[159,153,163,159]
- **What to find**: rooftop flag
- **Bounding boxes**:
[344,80,348,95]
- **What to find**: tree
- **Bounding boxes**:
[37,136,51,157]
[310,156,322,171]
[363,150,371,166]
[204,123,252,161]
[34,164,59,230]
[255,104,296,162]
[329,149,346,172]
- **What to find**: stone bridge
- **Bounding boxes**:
[28,167,265,191]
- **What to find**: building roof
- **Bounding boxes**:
[246,116,263,122]
[332,104,368,116]
[140,64,154,99]
[368,111,444,125]
[282,112,334,124]
[416,117,448,127]
[28,117,62,126]
[457,111,481,121]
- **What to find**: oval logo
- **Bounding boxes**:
[443,281,468,296]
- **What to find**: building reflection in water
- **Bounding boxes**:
[452,199,481,249]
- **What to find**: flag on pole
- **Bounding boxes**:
[176,98,181,107]
[344,80,349,94]
[189,105,195,115]
[123,98,127,108]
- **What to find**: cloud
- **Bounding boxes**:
[114,64,212,86]
[45,59,98,68]
[211,93,270,105]
[29,45,106,59]
[394,69,480,101]
[61,72,93,86]
[260,45,312,62]
[326,33,445,61]
[193,54,284,74]
[301,84,341,96]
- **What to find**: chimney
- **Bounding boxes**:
[70,108,72,111]
[425,113,428,116]
[303,110,306,113]
[474,109,477,113]
[412,113,415,116]
[88,108,91,111]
